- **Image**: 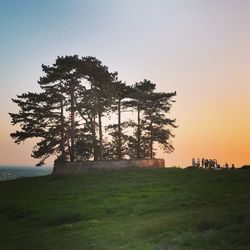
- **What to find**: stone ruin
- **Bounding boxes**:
[52,159,165,175]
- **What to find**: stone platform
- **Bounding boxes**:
[52,159,165,175]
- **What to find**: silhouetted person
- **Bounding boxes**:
[197,158,200,168]
[204,159,208,170]
[192,158,196,167]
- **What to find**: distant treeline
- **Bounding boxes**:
[9,55,177,165]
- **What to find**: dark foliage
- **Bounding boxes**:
[10,56,177,164]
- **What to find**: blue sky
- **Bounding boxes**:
[1,0,250,166]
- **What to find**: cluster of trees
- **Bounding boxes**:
[9,55,177,165]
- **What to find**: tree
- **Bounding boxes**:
[77,56,118,160]
[9,91,67,165]
[10,56,177,165]
[10,55,120,164]
[125,79,156,159]
[126,79,177,159]
[143,91,177,158]
[39,55,83,162]
[105,81,131,159]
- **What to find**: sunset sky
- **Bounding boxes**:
[0,0,249,167]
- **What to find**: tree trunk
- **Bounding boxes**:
[91,114,99,160]
[117,99,122,159]
[70,85,75,162]
[149,118,153,159]
[137,105,141,159]
[60,96,66,161]
[98,111,103,160]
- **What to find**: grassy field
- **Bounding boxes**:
[0,168,249,250]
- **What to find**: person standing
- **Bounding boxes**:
[197,158,200,168]
[202,158,205,168]
[192,158,196,167]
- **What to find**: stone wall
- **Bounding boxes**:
[52,159,165,175]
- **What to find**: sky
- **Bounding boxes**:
[0,0,249,167]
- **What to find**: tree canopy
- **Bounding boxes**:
[9,55,177,165]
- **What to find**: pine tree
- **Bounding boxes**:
[125,80,156,159]
[9,91,66,165]
[79,56,117,160]
[106,81,130,159]
[39,55,83,162]
[126,79,177,159]
[143,91,177,158]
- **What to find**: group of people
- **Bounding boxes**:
[192,158,235,170]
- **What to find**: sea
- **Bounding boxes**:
[0,165,53,181]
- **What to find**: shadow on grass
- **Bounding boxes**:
[0,203,36,221]
[48,210,86,226]
[196,220,223,231]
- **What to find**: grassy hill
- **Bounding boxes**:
[0,168,249,250]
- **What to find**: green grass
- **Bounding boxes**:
[0,168,249,249]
